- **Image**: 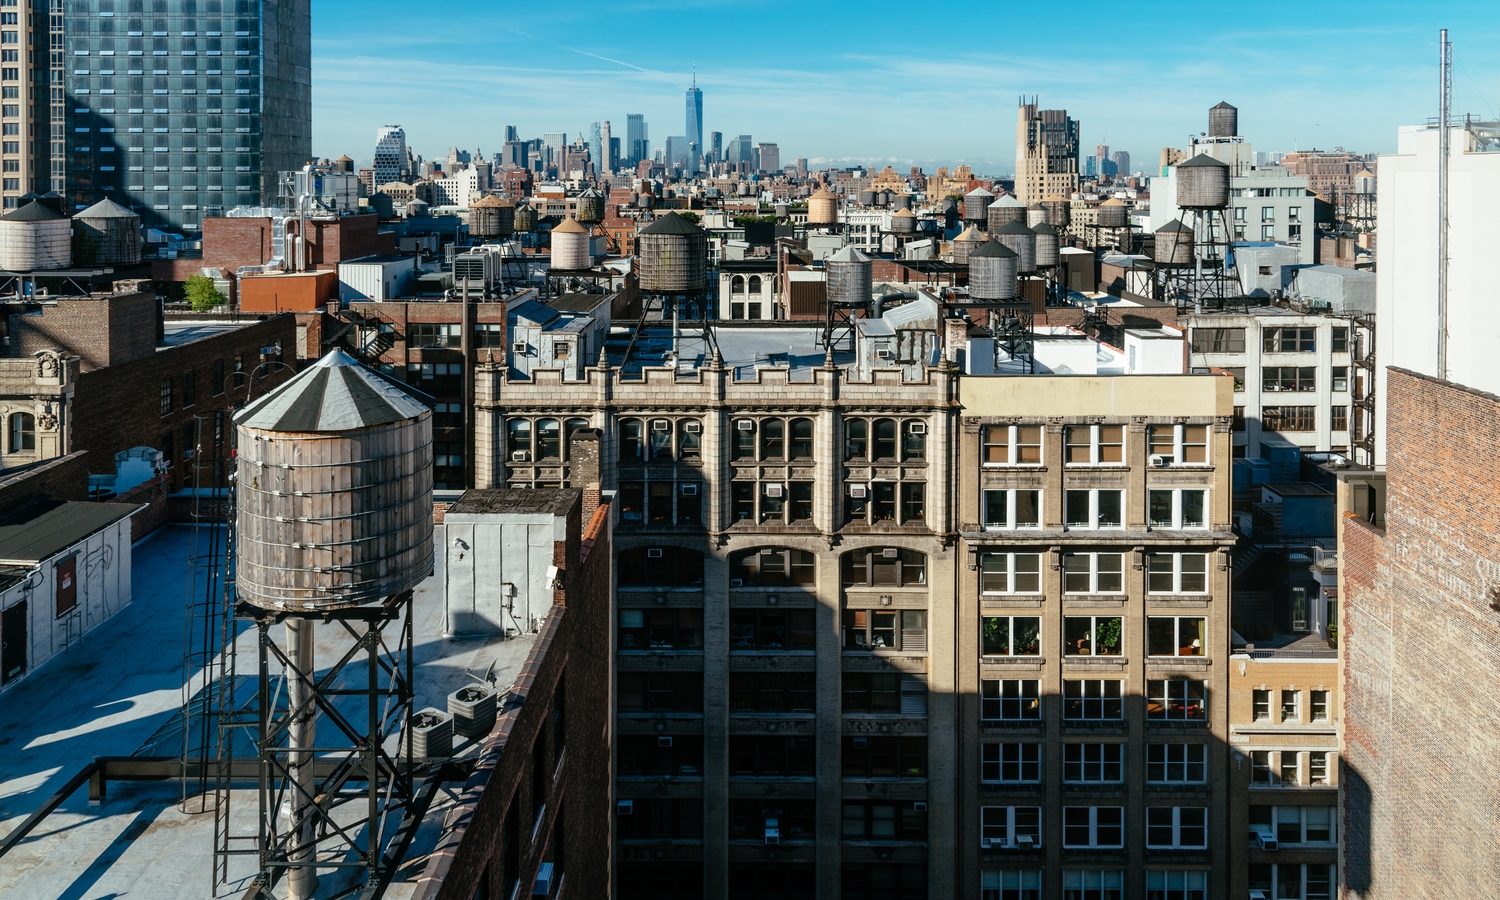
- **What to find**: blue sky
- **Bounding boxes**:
[312,1,1500,174]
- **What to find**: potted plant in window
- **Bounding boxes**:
[1326,625,1338,649]
[1096,618,1123,656]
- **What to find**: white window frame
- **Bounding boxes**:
[1063,871,1124,898]
[1147,743,1207,784]
[1254,864,1337,900]
[980,552,1043,594]
[1147,552,1210,594]
[981,742,1041,784]
[981,870,1042,900]
[980,678,1040,722]
[1309,750,1331,785]
[1063,423,1125,466]
[1064,679,1123,721]
[1063,743,1123,784]
[1062,552,1125,594]
[981,806,1042,850]
[1147,488,1208,529]
[1281,689,1301,723]
[982,489,1042,531]
[1145,805,1208,849]
[1146,871,1208,898]
[1064,488,1124,530]
[1062,806,1124,848]
[1148,423,1210,467]
[981,424,1043,467]
[1254,805,1337,846]
[1310,690,1329,722]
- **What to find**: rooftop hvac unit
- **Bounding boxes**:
[617,800,634,815]
[511,450,530,461]
[680,483,699,496]
[683,421,702,433]
[652,419,670,431]
[908,422,926,435]
[646,548,663,558]
[1150,454,1174,467]
[736,419,755,432]
[765,484,784,498]
[848,484,867,499]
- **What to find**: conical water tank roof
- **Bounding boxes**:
[1154,219,1195,266]
[5,200,64,221]
[889,207,917,234]
[237,349,430,432]
[76,197,137,218]
[73,198,142,265]
[1097,197,1129,228]
[552,216,588,234]
[952,225,987,264]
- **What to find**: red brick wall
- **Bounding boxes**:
[412,495,612,900]
[0,450,91,508]
[305,214,397,267]
[114,474,169,541]
[203,217,278,271]
[1339,368,1500,899]
[9,291,159,372]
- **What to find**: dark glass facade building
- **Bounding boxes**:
[62,0,309,234]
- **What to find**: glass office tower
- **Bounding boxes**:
[62,0,310,234]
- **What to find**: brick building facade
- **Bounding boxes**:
[9,290,159,372]
[1338,368,1500,900]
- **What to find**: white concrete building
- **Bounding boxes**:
[1151,166,1316,265]
[1375,122,1500,463]
[431,167,481,209]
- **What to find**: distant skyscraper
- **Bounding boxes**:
[757,143,780,174]
[686,80,703,166]
[589,122,605,175]
[1112,150,1131,177]
[64,0,312,232]
[711,132,723,162]
[665,136,688,169]
[627,114,647,166]
[1085,157,1096,178]
[505,125,519,143]
[542,133,566,170]
[374,126,408,187]
[727,135,753,168]
[600,121,613,174]
[1015,97,1080,204]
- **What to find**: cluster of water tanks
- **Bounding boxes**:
[635,211,708,293]
[0,194,141,271]
[964,187,994,223]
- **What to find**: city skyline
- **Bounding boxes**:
[310,0,1500,170]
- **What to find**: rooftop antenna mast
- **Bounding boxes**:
[1437,28,1451,381]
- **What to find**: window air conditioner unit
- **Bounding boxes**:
[681,483,699,496]
[652,419,670,431]
[913,801,927,812]
[764,818,780,845]
[512,342,528,354]
[736,419,755,432]
[511,450,530,461]
[683,421,702,433]
[657,736,673,748]
[1253,826,1277,850]
[980,838,993,850]
[1150,454,1174,467]
[1016,834,1036,849]
[617,800,634,815]
[882,548,900,558]
[646,548,663,558]
[908,422,926,435]
[849,484,867,499]
[876,347,893,359]
[532,862,554,896]
[765,484,784,498]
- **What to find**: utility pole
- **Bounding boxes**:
[1437,28,1452,380]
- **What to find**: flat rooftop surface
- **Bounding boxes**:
[160,321,249,348]
[0,524,535,899]
[0,498,139,563]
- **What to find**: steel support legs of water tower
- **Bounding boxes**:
[237,592,415,899]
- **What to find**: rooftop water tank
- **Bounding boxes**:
[859,189,877,207]
[964,187,994,223]
[469,194,515,239]
[888,208,916,234]
[72,197,141,266]
[826,244,873,308]
[1154,219,1195,266]
[951,225,987,265]
[1030,222,1060,269]
[234,350,434,612]
[636,211,708,293]
[550,217,591,270]
[993,219,1037,274]
[0,201,71,271]
[968,239,1018,301]
[1096,198,1129,228]
[513,202,537,233]
[1176,154,1230,209]
[1041,194,1070,227]
[1208,101,1238,138]
[1025,203,1047,228]
[808,188,839,225]
[576,187,606,224]
[987,194,1026,230]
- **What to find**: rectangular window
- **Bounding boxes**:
[1147,743,1206,783]
[1263,326,1316,353]
[842,735,927,778]
[1148,489,1208,529]
[982,424,1042,465]
[1063,616,1122,657]
[1253,689,1272,720]
[981,743,1040,784]
[1281,689,1301,723]
[729,735,815,778]
[182,371,195,407]
[1147,553,1209,594]
[843,609,926,652]
[159,376,172,415]
[1146,806,1207,848]
[1063,680,1122,720]
[1262,406,1317,432]
[981,552,1042,594]
[980,806,1042,850]
[981,871,1042,900]
[1189,327,1245,353]
[1261,206,1275,222]
[1063,871,1123,900]
[1331,406,1348,432]
[1281,751,1300,785]
[730,609,816,651]
[1147,617,1206,656]
[1331,327,1349,353]
[730,672,816,713]
[617,672,703,713]
[842,800,927,841]
[982,489,1041,530]
[1331,365,1348,392]
[982,616,1041,657]
[1251,750,1273,784]
[1062,552,1124,594]
[407,322,462,348]
[1309,751,1330,785]
[1310,690,1329,722]
[980,679,1040,721]
[1062,807,1123,848]
[1064,743,1122,783]
[1263,366,1317,392]
[1225,366,1246,391]
[1065,489,1123,529]
[901,482,925,523]
[1261,224,1275,240]
[618,608,703,651]
[1147,679,1207,721]
[474,322,504,347]
[841,672,899,713]
[1065,424,1124,464]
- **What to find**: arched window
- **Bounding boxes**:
[678,419,702,458]
[873,418,898,461]
[535,418,561,460]
[731,275,746,294]
[748,275,762,294]
[618,546,704,587]
[563,417,590,456]
[9,413,34,452]
[841,547,926,587]
[730,547,817,587]
[902,419,927,460]
[844,418,868,460]
[619,418,644,461]
[789,418,814,459]
[649,418,674,460]
[759,418,784,460]
[506,419,531,459]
